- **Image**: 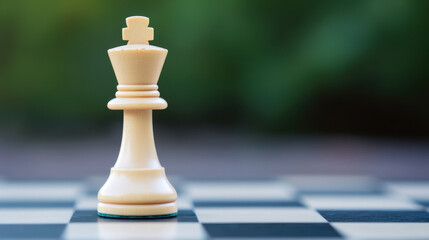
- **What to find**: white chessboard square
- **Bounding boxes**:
[0,182,83,200]
[0,208,74,224]
[63,222,206,240]
[176,195,193,210]
[195,207,327,223]
[184,181,295,200]
[75,196,98,210]
[302,195,421,210]
[332,223,429,239]
[387,182,429,200]
[283,174,378,192]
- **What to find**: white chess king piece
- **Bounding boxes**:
[97,16,177,218]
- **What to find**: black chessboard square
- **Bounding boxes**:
[85,189,99,196]
[0,200,75,208]
[297,189,384,196]
[416,200,429,207]
[319,210,429,222]
[0,224,66,239]
[203,223,342,238]
[70,210,197,223]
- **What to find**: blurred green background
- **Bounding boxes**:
[1,0,428,137]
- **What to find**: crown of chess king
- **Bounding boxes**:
[97,16,177,218]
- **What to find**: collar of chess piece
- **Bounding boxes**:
[107,16,168,110]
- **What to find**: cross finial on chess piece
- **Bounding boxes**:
[122,16,154,45]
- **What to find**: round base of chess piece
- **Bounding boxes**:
[97,168,177,218]
[97,202,178,218]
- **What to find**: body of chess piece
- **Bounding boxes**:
[97,16,177,218]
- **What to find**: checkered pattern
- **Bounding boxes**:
[0,175,428,239]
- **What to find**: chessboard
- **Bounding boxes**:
[0,175,428,239]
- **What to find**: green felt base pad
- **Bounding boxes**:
[98,212,178,219]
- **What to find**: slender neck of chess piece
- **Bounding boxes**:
[114,110,161,169]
